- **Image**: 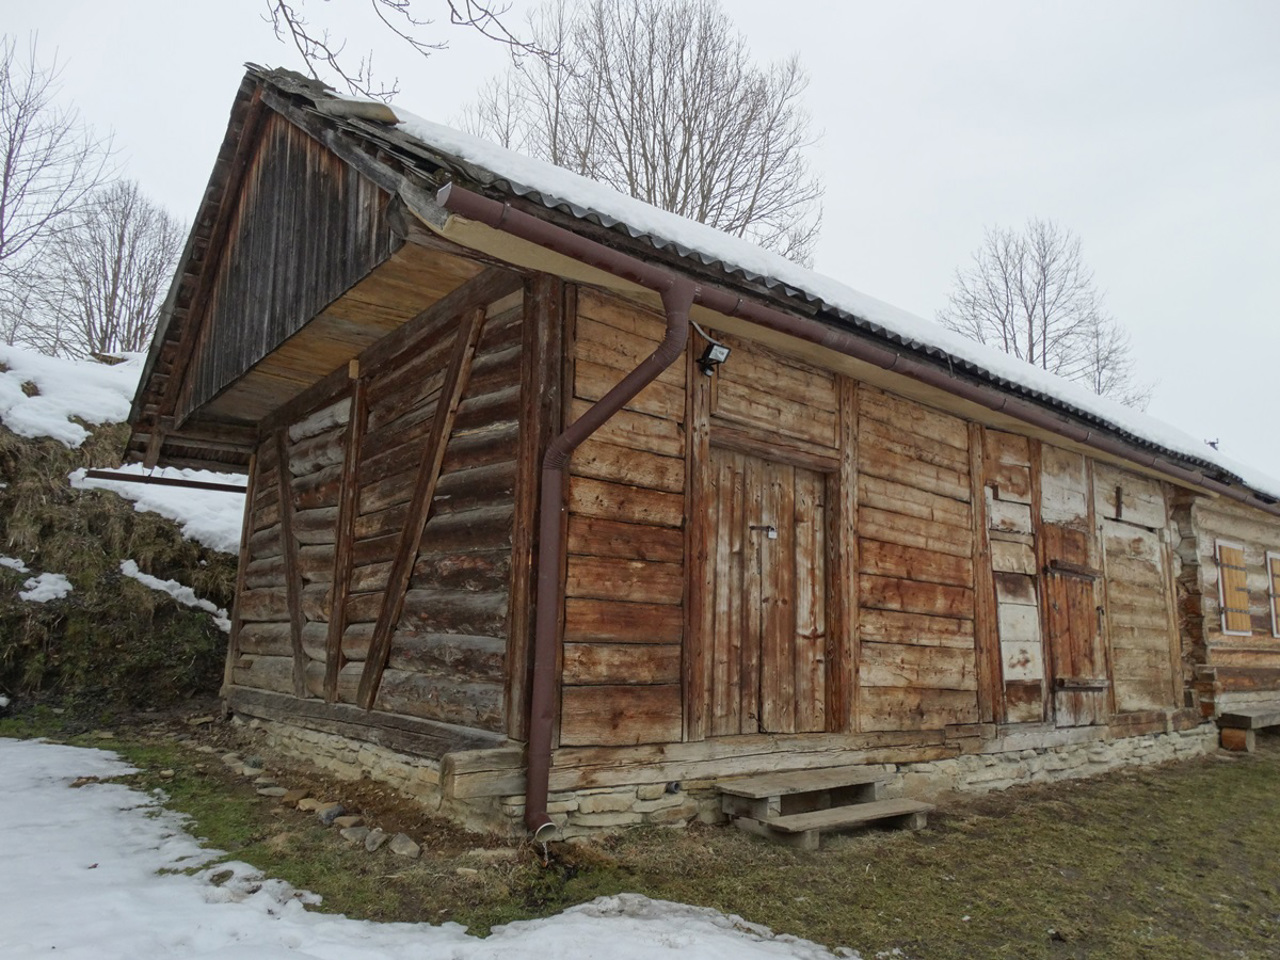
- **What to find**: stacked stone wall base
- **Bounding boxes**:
[241,715,1220,840]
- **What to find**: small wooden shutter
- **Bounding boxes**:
[1217,541,1252,636]
[1268,552,1280,638]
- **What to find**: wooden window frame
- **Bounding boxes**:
[1216,539,1253,637]
[1267,551,1280,639]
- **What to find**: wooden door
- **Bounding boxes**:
[1043,526,1109,726]
[707,447,827,736]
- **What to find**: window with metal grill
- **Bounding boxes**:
[1217,541,1252,636]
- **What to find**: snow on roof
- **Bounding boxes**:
[389,108,1280,502]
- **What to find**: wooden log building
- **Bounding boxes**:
[128,67,1280,836]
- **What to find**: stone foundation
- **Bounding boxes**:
[241,714,1219,840]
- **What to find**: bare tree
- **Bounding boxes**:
[938,219,1153,409]
[264,0,552,99]
[463,0,824,264]
[31,180,184,360]
[0,35,112,346]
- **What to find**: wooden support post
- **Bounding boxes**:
[831,376,859,732]
[324,368,366,702]
[684,324,712,742]
[357,304,487,710]
[1028,438,1050,724]
[1220,727,1255,752]
[275,429,308,699]
[222,451,259,699]
[507,277,561,741]
[969,422,1000,724]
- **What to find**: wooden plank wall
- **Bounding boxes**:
[559,290,686,747]
[855,387,979,732]
[181,111,396,420]
[1190,498,1280,706]
[227,284,525,739]
[986,431,1045,723]
[1094,463,1179,712]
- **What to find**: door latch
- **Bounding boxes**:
[749,524,778,540]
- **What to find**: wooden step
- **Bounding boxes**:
[1218,705,1280,730]
[734,798,934,851]
[763,797,934,833]
[718,766,889,799]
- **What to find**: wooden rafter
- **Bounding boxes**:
[356,304,488,710]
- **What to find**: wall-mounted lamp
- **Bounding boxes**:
[697,341,730,376]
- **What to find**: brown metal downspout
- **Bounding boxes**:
[438,179,696,836]
[434,182,1280,834]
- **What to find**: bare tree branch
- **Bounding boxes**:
[264,0,554,100]
[0,34,113,348]
[939,218,1154,409]
[461,0,824,264]
[30,180,185,360]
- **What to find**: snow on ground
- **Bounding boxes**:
[0,346,140,448]
[119,559,231,632]
[18,572,73,603]
[1,555,30,573]
[0,738,847,960]
[71,464,245,554]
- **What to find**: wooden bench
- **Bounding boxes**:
[717,766,934,850]
[1218,705,1280,752]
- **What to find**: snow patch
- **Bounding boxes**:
[0,346,140,448]
[19,572,73,603]
[119,560,230,632]
[0,555,30,573]
[71,465,244,554]
[0,738,851,959]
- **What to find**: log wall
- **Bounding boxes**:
[856,387,979,732]
[1180,496,1280,710]
[559,289,686,747]
[226,274,527,749]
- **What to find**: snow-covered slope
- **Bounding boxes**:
[0,345,244,553]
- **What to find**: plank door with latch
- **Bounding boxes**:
[1043,525,1110,727]
[707,447,828,736]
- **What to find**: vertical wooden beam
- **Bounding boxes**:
[829,376,859,732]
[222,451,259,699]
[549,284,578,751]
[1087,458,1118,718]
[683,324,713,742]
[275,428,307,699]
[324,367,366,703]
[1028,437,1050,724]
[968,422,1000,724]
[357,303,488,710]
[1159,482,1185,709]
[507,277,562,741]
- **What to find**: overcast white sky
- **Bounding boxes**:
[5,1,1277,478]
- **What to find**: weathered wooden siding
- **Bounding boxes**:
[856,387,979,732]
[1094,464,1178,712]
[560,290,685,747]
[227,277,525,742]
[180,110,396,422]
[1181,497,1280,710]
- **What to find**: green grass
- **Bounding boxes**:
[7,714,1280,958]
